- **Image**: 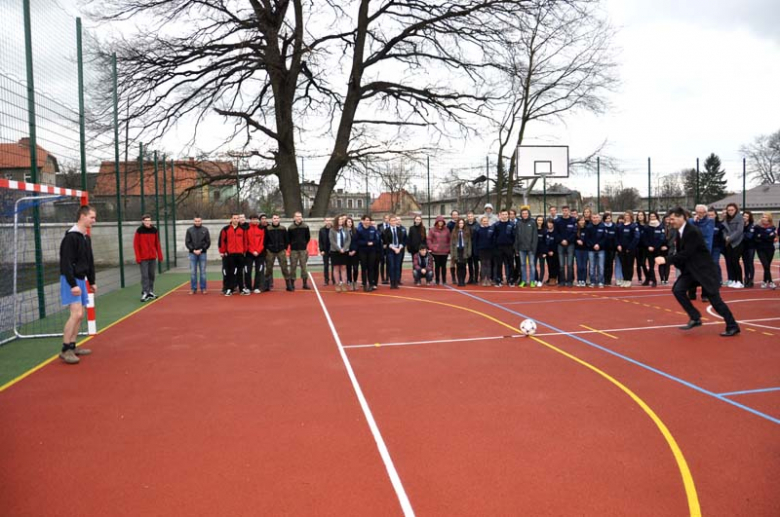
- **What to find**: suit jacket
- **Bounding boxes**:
[666,223,720,294]
[382,225,407,249]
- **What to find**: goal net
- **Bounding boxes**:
[0,179,96,345]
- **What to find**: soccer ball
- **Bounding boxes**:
[519,319,537,337]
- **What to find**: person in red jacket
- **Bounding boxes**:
[219,213,249,296]
[133,214,163,302]
[246,214,266,293]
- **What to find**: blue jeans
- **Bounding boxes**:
[518,251,536,283]
[588,250,605,285]
[711,248,722,283]
[575,250,589,283]
[615,253,623,281]
[558,244,575,284]
[189,252,207,291]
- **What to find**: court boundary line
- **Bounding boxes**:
[343,318,780,350]
[0,281,189,394]
[344,290,701,517]
[308,273,415,517]
[448,286,780,426]
[719,387,780,397]
[705,299,780,332]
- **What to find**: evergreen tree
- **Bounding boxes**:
[684,154,728,205]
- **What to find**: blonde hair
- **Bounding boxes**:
[763,212,774,225]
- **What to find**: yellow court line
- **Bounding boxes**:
[746,328,757,333]
[580,324,619,340]
[348,291,701,517]
[0,281,189,394]
[763,332,774,336]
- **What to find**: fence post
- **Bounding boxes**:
[162,155,170,271]
[23,0,46,319]
[596,157,601,213]
[647,157,652,211]
[543,176,547,215]
[77,18,87,191]
[742,158,746,209]
[139,143,145,215]
[171,159,177,268]
[427,156,431,227]
[695,158,700,206]
[112,54,125,287]
[154,151,161,273]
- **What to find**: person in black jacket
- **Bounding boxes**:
[318,217,333,286]
[288,212,312,290]
[58,205,97,364]
[465,211,479,283]
[185,215,211,294]
[377,214,391,284]
[382,215,407,289]
[656,207,740,336]
[265,214,292,291]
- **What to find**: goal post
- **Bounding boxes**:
[0,178,96,345]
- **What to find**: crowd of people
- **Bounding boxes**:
[172,202,778,297]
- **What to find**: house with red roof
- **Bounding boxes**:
[370,189,422,217]
[0,138,59,185]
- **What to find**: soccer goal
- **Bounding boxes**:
[0,178,96,345]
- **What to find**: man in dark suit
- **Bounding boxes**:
[656,207,740,337]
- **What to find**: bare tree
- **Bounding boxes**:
[603,182,640,212]
[740,129,780,185]
[491,0,617,207]
[90,0,542,217]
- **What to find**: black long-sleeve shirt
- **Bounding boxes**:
[59,226,95,288]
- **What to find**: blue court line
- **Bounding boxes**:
[448,286,780,426]
[719,387,780,397]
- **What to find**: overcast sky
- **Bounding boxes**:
[547,0,780,196]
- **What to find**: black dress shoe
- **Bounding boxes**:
[679,320,703,330]
[720,327,741,337]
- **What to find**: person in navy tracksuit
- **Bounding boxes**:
[534,216,548,284]
[493,210,515,287]
[742,211,756,288]
[544,218,558,285]
[574,217,589,286]
[554,206,577,286]
[585,213,606,287]
[356,215,382,291]
[616,210,640,287]
[473,216,497,286]
[753,212,777,288]
[602,212,617,286]
[642,211,666,287]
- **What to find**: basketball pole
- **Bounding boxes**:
[742,158,746,209]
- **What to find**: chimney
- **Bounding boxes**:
[19,137,31,147]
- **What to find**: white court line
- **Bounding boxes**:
[308,273,415,517]
[706,299,780,331]
[344,318,780,350]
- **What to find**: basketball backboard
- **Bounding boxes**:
[516,145,569,179]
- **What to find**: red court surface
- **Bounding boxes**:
[1,274,779,516]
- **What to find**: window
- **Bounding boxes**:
[347,199,353,208]
[337,199,343,208]
[440,204,445,215]
[213,190,221,201]
[357,199,363,208]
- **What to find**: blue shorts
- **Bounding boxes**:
[61,276,89,306]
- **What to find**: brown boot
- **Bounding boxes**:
[59,349,80,364]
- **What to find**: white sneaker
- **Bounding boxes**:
[769,282,777,290]
[535,281,542,288]
[733,281,744,289]
[224,289,232,297]
[727,280,735,288]
[761,282,767,289]
[253,289,261,294]
[598,283,605,288]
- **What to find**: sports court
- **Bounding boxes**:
[1,268,778,516]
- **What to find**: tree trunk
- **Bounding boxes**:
[309,0,370,217]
